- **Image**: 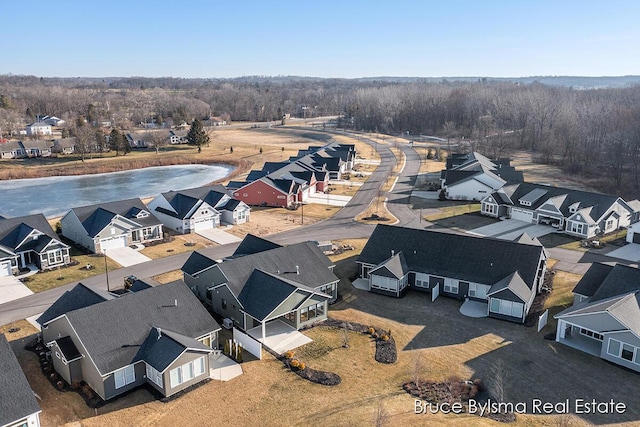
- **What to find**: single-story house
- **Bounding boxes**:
[0,141,26,159]
[0,214,71,275]
[125,132,148,149]
[0,334,41,427]
[37,280,221,401]
[25,122,52,136]
[356,225,548,324]
[555,263,640,373]
[21,140,53,157]
[481,182,638,239]
[147,185,249,233]
[626,222,640,244]
[441,152,523,201]
[61,198,163,253]
[182,235,338,337]
[53,137,77,154]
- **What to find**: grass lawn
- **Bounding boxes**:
[140,237,206,259]
[21,249,120,293]
[354,197,398,225]
[326,184,360,197]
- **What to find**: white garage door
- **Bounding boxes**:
[511,208,534,223]
[99,235,127,252]
[193,217,215,232]
[0,261,12,276]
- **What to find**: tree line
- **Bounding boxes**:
[1,75,639,196]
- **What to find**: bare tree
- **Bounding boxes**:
[489,359,506,403]
[146,130,170,154]
[411,353,426,385]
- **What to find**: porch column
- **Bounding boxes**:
[20,253,26,268]
[261,320,266,340]
[557,320,565,340]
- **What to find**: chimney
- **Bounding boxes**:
[157,327,162,340]
[296,265,300,275]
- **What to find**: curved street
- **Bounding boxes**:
[0,130,618,325]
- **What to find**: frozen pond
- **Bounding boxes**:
[0,163,235,218]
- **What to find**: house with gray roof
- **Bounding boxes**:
[0,213,71,276]
[0,334,41,427]
[21,140,53,157]
[440,152,523,201]
[480,182,638,238]
[230,140,354,208]
[356,225,548,323]
[0,140,26,159]
[61,198,163,253]
[53,137,77,154]
[182,235,338,338]
[37,280,221,401]
[555,263,640,373]
[147,184,249,233]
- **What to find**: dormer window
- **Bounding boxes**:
[136,210,149,218]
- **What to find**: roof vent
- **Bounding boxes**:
[157,327,162,340]
[296,265,300,275]
[391,249,395,257]
[174,299,178,307]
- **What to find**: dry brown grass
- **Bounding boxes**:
[328,239,368,263]
[423,204,480,222]
[354,197,398,225]
[152,270,184,284]
[140,237,207,259]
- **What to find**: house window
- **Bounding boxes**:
[169,356,206,388]
[415,273,428,288]
[284,311,296,323]
[114,365,135,389]
[621,344,634,361]
[482,203,496,215]
[580,328,603,341]
[468,283,489,300]
[606,219,614,230]
[300,307,309,322]
[570,222,584,235]
[206,289,213,301]
[608,339,621,357]
[146,364,163,387]
[48,250,64,264]
[316,302,325,316]
[443,280,458,294]
[222,298,227,310]
[489,299,524,318]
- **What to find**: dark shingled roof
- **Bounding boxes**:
[183,251,219,276]
[56,336,82,361]
[0,214,64,253]
[572,263,615,297]
[232,234,282,257]
[238,270,311,321]
[37,283,109,325]
[487,272,531,303]
[134,329,211,372]
[0,334,41,426]
[70,198,162,236]
[590,264,640,302]
[370,251,409,279]
[357,225,544,291]
[50,280,219,375]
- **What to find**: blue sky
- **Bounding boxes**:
[2,0,639,78]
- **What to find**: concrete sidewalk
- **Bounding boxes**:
[306,193,352,207]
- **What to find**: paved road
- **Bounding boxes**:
[0,129,619,325]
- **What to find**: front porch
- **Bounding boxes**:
[557,325,603,357]
[247,319,312,354]
[208,350,243,381]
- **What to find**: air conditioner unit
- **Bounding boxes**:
[222,318,233,330]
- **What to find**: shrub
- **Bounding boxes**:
[367,327,375,335]
[284,350,295,359]
[290,359,301,369]
[71,381,81,390]
[371,332,378,339]
[298,362,306,371]
[381,334,389,341]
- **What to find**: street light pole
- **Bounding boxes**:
[104,250,110,292]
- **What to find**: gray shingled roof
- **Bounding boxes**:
[357,225,544,290]
[133,329,211,372]
[572,263,615,297]
[232,234,282,257]
[487,272,531,303]
[37,283,109,325]
[54,280,219,375]
[183,251,219,276]
[370,251,409,279]
[589,264,640,302]
[0,334,41,426]
[0,214,62,251]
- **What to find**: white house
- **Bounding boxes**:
[147,185,249,234]
[61,198,163,253]
[25,122,52,136]
[42,115,66,126]
[626,222,640,244]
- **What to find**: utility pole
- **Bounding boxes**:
[104,250,110,292]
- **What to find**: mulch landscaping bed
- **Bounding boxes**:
[283,357,342,386]
[524,270,554,327]
[321,318,397,364]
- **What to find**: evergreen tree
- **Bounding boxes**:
[109,129,122,155]
[186,118,209,153]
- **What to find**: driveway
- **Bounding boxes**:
[105,247,151,267]
[468,219,556,240]
[606,243,640,262]
[0,276,33,305]
[196,228,242,245]
[247,319,312,354]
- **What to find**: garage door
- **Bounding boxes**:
[193,217,215,232]
[511,208,534,223]
[0,261,11,277]
[99,235,127,252]
[634,233,640,244]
